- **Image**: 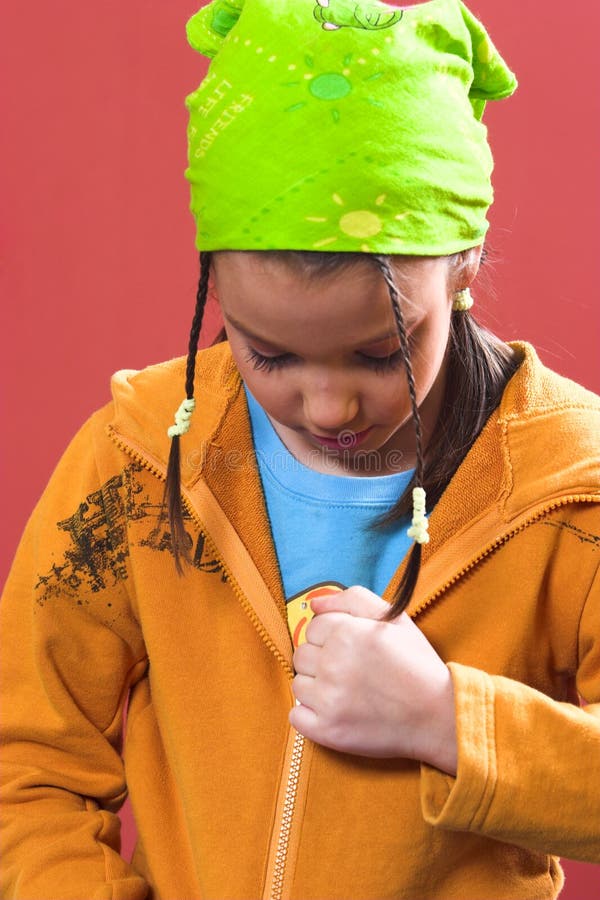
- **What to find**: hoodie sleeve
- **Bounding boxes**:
[0,408,150,900]
[420,550,600,863]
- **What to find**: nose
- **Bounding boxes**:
[302,382,360,434]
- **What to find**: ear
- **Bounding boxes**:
[449,244,484,293]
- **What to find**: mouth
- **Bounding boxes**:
[309,426,375,450]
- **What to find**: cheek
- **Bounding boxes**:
[369,380,411,421]
[232,358,298,422]
[369,324,448,417]
[248,380,296,420]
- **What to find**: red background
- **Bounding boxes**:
[2,1,599,894]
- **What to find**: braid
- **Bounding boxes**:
[185,251,212,398]
[164,251,213,575]
[373,256,425,486]
[372,255,424,620]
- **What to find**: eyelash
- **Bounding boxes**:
[244,345,408,375]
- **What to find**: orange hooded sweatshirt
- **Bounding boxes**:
[1,340,599,900]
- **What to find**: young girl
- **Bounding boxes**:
[2,1,599,898]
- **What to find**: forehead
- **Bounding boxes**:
[212,251,444,342]
[212,249,442,281]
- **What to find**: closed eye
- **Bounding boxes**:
[357,347,406,374]
[244,347,295,372]
[244,345,408,375]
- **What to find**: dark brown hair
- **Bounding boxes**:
[164,249,521,618]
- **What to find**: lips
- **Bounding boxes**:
[310,427,374,449]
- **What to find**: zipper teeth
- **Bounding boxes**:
[414,495,599,618]
[270,732,305,900]
[107,425,171,485]
[190,518,293,676]
[106,427,293,677]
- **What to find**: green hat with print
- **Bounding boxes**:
[184,0,517,255]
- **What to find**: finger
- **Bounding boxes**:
[310,585,391,620]
[292,641,320,676]
[304,609,348,646]
[291,673,317,709]
[289,699,320,742]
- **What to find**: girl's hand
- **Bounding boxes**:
[289,586,458,775]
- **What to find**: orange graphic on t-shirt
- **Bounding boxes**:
[286,582,346,648]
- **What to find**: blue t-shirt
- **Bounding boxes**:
[244,385,415,609]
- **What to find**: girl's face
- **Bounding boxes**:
[212,251,469,475]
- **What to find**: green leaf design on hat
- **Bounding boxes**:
[313,0,403,32]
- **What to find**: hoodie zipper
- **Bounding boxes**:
[268,726,306,900]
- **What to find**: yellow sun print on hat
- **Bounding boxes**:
[306,192,410,251]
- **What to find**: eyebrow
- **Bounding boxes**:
[223,314,406,350]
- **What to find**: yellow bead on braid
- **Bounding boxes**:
[167,398,196,438]
[407,486,430,544]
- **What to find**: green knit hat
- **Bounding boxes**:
[184,0,517,255]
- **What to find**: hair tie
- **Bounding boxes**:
[452,288,474,311]
[407,486,430,545]
[167,398,196,438]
